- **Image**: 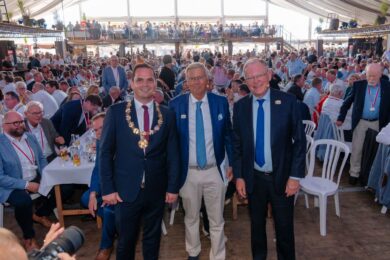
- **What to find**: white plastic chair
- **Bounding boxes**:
[303,120,316,136]
[331,122,352,151]
[299,139,350,236]
[0,193,41,228]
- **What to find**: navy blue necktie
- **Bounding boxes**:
[196,101,207,169]
[255,99,265,167]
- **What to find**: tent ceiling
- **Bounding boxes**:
[4,0,389,26]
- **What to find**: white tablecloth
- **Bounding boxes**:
[38,157,94,196]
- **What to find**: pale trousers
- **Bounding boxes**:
[180,166,226,260]
[350,119,379,177]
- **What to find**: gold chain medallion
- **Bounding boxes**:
[125,101,163,149]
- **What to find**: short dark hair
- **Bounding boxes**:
[132,63,155,80]
[239,84,250,94]
[312,77,322,87]
[5,91,20,102]
[47,80,59,89]
[85,94,102,107]
[293,74,303,84]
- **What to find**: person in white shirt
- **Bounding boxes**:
[376,122,390,145]
[322,83,352,130]
[3,75,16,94]
[30,83,59,119]
[323,69,345,94]
[39,53,51,67]
[44,81,67,106]
[3,91,25,115]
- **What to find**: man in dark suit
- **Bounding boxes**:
[287,74,305,101]
[159,54,176,90]
[50,94,102,145]
[99,63,180,260]
[102,86,123,111]
[169,62,233,260]
[337,63,390,185]
[233,59,306,260]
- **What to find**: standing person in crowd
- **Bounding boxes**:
[24,101,65,162]
[233,59,306,260]
[169,62,233,260]
[99,63,180,260]
[30,83,59,119]
[287,74,306,101]
[337,63,390,185]
[80,112,117,260]
[25,72,35,91]
[51,94,102,145]
[102,55,128,94]
[159,54,176,90]
[286,52,306,78]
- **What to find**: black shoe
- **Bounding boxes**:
[188,255,200,260]
[349,176,358,185]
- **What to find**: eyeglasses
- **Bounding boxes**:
[245,71,268,82]
[5,120,25,127]
[187,76,205,82]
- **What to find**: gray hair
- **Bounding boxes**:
[15,81,27,89]
[25,101,44,112]
[185,62,208,78]
[329,84,345,97]
[243,58,268,78]
[33,82,44,90]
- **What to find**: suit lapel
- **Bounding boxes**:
[246,95,254,155]
[1,136,23,178]
[207,93,217,143]
[270,89,278,162]
[145,103,159,153]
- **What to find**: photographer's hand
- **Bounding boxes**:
[42,223,64,248]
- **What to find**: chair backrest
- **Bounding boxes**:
[331,122,345,142]
[307,139,350,186]
[303,120,316,136]
[306,134,314,172]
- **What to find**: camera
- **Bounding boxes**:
[28,226,85,260]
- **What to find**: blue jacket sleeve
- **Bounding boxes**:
[90,140,100,194]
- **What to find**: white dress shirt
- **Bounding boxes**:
[5,133,37,181]
[52,89,67,106]
[31,90,59,119]
[28,122,53,157]
[188,94,216,167]
[111,66,120,87]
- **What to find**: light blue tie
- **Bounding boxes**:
[196,101,207,169]
[255,99,265,167]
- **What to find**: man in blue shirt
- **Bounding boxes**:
[286,52,306,78]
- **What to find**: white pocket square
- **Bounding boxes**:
[218,114,223,120]
[181,114,187,119]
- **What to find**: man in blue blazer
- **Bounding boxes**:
[0,111,47,251]
[233,59,306,260]
[51,94,102,146]
[169,62,233,260]
[80,112,116,260]
[102,55,128,95]
[99,63,180,260]
[337,63,390,185]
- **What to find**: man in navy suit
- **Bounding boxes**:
[99,63,180,260]
[169,62,233,260]
[233,59,306,260]
[50,94,102,145]
[102,55,128,95]
[337,63,390,185]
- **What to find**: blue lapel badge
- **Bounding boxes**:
[218,113,223,120]
[181,114,187,119]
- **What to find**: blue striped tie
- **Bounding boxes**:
[196,101,207,169]
[255,99,265,167]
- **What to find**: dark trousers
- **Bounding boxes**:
[115,189,165,260]
[248,172,295,260]
[6,190,35,239]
